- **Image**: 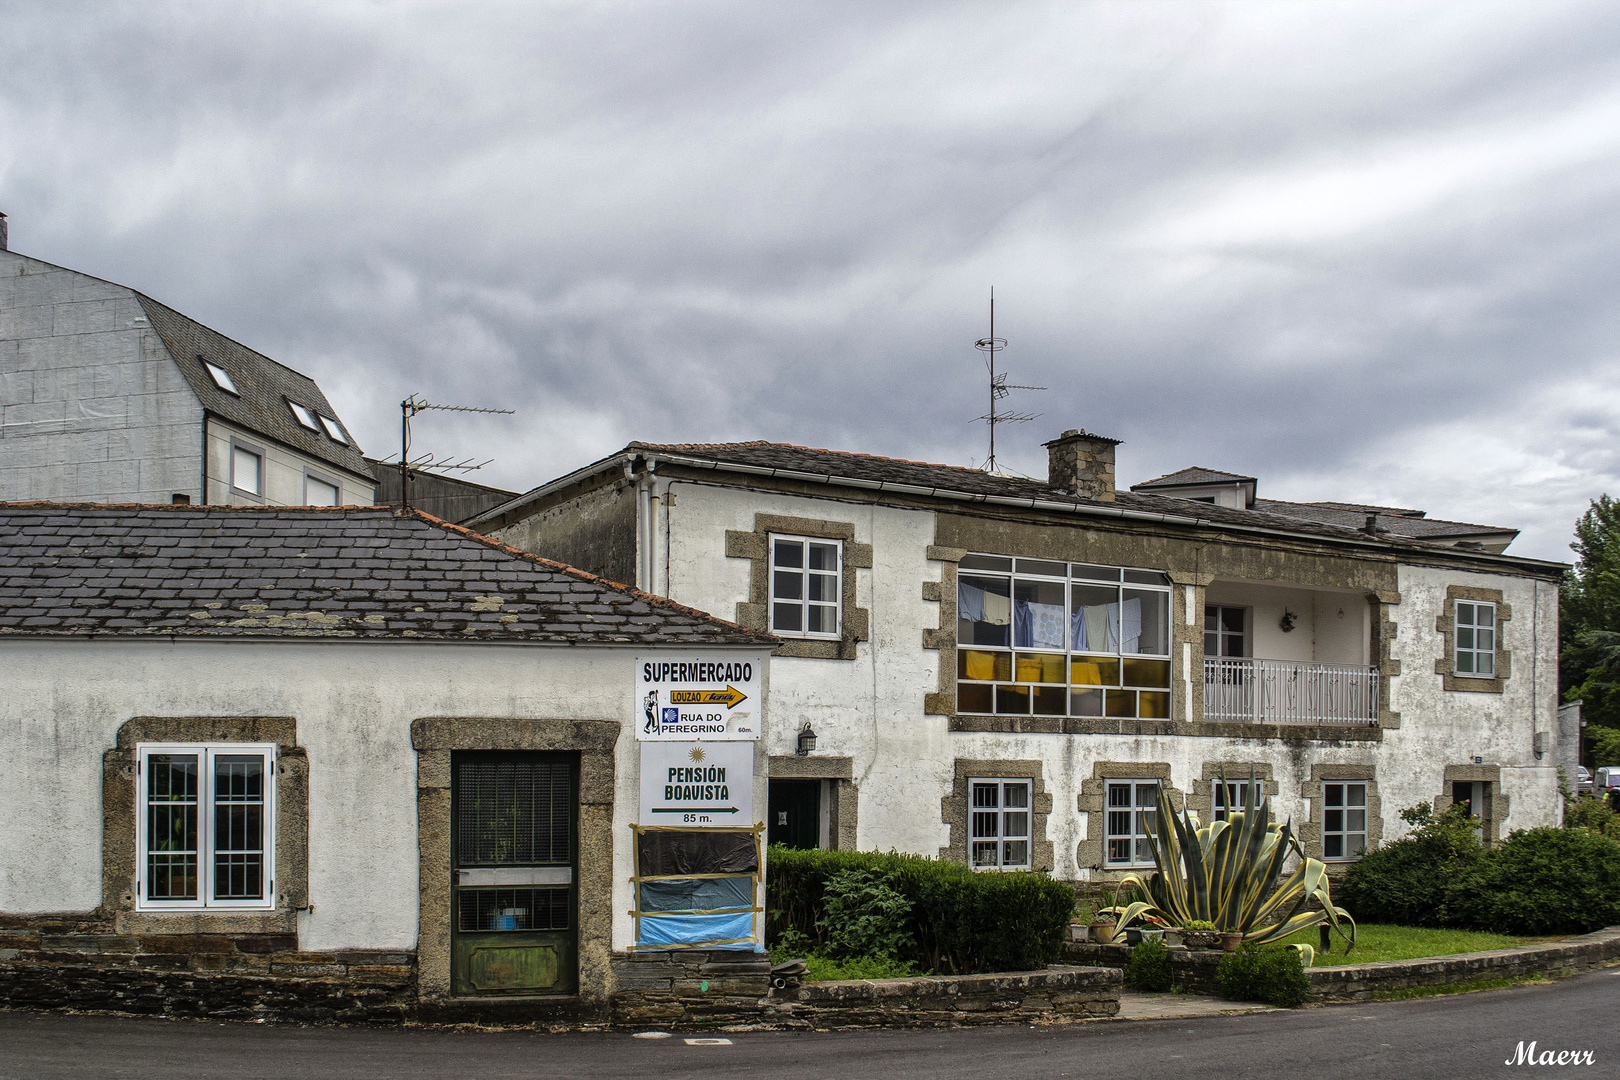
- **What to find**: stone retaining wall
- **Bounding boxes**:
[766,966,1120,1029]
[609,949,773,1029]
[0,914,414,1023]
[1065,927,1620,1004]
[1308,926,1620,1001]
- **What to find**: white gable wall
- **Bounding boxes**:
[0,252,205,502]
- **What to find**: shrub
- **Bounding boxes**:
[1124,939,1171,992]
[1338,803,1482,927]
[804,955,917,981]
[1445,827,1620,936]
[1216,944,1310,1008]
[818,869,915,960]
[766,845,1073,974]
[1565,797,1620,840]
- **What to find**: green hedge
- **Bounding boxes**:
[765,845,1073,975]
[1445,827,1620,936]
[1217,944,1310,1008]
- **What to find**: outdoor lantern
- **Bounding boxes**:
[797,724,818,756]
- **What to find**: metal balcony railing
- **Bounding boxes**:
[1203,657,1380,726]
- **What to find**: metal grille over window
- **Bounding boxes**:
[1106,780,1159,866]
[957,555,1172,719]
[457,757,573,867]
[1322,782,1368,859]
[1455,601,1496,677]
[147,754,199,901]
[770,536,841,637]
[137,744,273,910]
[1212,779,1264,823]
[212,755,264,900]
[969,779,1031,869]
[458,887,570,933]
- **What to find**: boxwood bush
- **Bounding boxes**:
[1338,803,1482,927]
[766,845,1073,974]
[1217,944,1310,1008]
[1444,827,1620,936]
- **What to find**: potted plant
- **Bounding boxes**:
[1220,931,1245,953]
[1179,919,1221,949]
[1089,908,1119,944]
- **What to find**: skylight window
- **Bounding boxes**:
[318,415,349,444]
[201,359,238,395]
[288,400,320,431]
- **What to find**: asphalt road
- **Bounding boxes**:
[2,969,1616,1080]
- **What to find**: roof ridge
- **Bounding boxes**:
[631,439,987,477]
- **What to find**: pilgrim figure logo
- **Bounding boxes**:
[643,691,660,734]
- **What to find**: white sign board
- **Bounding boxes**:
[635,653,763,741]
[639,742,755,827]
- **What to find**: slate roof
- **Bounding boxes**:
[1250,499,1516,541]
[136,295,374,481]
[0,503,771,644]
[1132,467,1256,488]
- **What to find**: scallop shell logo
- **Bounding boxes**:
[688,747,705,764]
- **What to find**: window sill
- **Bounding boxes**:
[114,910,296,935]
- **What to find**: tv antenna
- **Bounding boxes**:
[973,289,1044,472]
[391,394,515,510]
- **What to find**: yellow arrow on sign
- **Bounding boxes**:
[668,685,748,709]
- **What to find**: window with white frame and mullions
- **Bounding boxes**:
[1106,780,1159,867]
[956,556,1172,719]
[969,779,1031,870]
[1321,782,1368,860]
[137,745,275,909]
[770,536,841,638]
[1454,601,1496,677]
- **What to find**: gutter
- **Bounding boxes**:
[466,450,1569,574]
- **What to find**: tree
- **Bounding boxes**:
[1562,495,1620,747]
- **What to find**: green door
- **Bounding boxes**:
[451,753,577,996]
[768,779,821,849]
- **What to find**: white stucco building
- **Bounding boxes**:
[1,245,375,507]
[469,431,1566,886]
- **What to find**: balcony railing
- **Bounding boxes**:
[1204,657,1379,726]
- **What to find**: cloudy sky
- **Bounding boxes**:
[4,1,1619,560]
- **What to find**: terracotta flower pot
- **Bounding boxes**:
[1088,921,1116,944]
[1220,932,1244,953]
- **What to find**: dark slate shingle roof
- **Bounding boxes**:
[624,441,1517,554]
[1251,499,1516,541]
[0,504,771,645]
[1131,466,1256,488]
[138,296,375,482]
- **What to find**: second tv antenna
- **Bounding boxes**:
[974,289,1043,473]
[393,394,516,511]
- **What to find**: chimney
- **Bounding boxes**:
[1045,428,1120,502]
[0,211,7,252]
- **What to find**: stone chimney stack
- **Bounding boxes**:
[1044,428,1120,502]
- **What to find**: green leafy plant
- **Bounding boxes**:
[1107,774,1355,950]
[1216,943,1311,1007]
[818,868,915,961]
[803,955,918,981]
[1444,827,1620,935]
[1124,938,1171,992]
[1182,919,1218,932]
[1565,796,1620,840]
[766,846,1073,974]
[1339,803,1482,927]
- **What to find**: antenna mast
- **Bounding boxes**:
[396,395,516,511]
[973,290,1044,473]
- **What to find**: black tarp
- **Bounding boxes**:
[636,830,758,876]
[639,876,754,913]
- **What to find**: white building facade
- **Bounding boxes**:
[473,432,1565,887]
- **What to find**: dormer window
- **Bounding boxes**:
[317,415,349,445]
[201,360,239,395]
[287,401,321,432]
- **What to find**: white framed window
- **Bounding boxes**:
[304,472,341,507]
[1105,780,1159,866]
[969,779,1031,870]
[1204,606,1247,657]
[287,400,321,432]
[201,359,239,395]
[136,744,276,910]
[1454,601,1496,677]
[1212,778,1265,822]
[770,535,842,638]
[1321,781,1367,860]
[230,443,263,497]
[956,556,1172,720]
[317,415,349,445]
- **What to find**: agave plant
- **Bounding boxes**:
[1102,774,1354,953]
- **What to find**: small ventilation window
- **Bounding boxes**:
[318,415,349,444]
[288,401,321,431]
[201,359,239,395]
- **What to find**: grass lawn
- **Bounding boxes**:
[1272,923,1562,965]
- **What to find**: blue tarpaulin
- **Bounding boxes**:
[637,910,754,948]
